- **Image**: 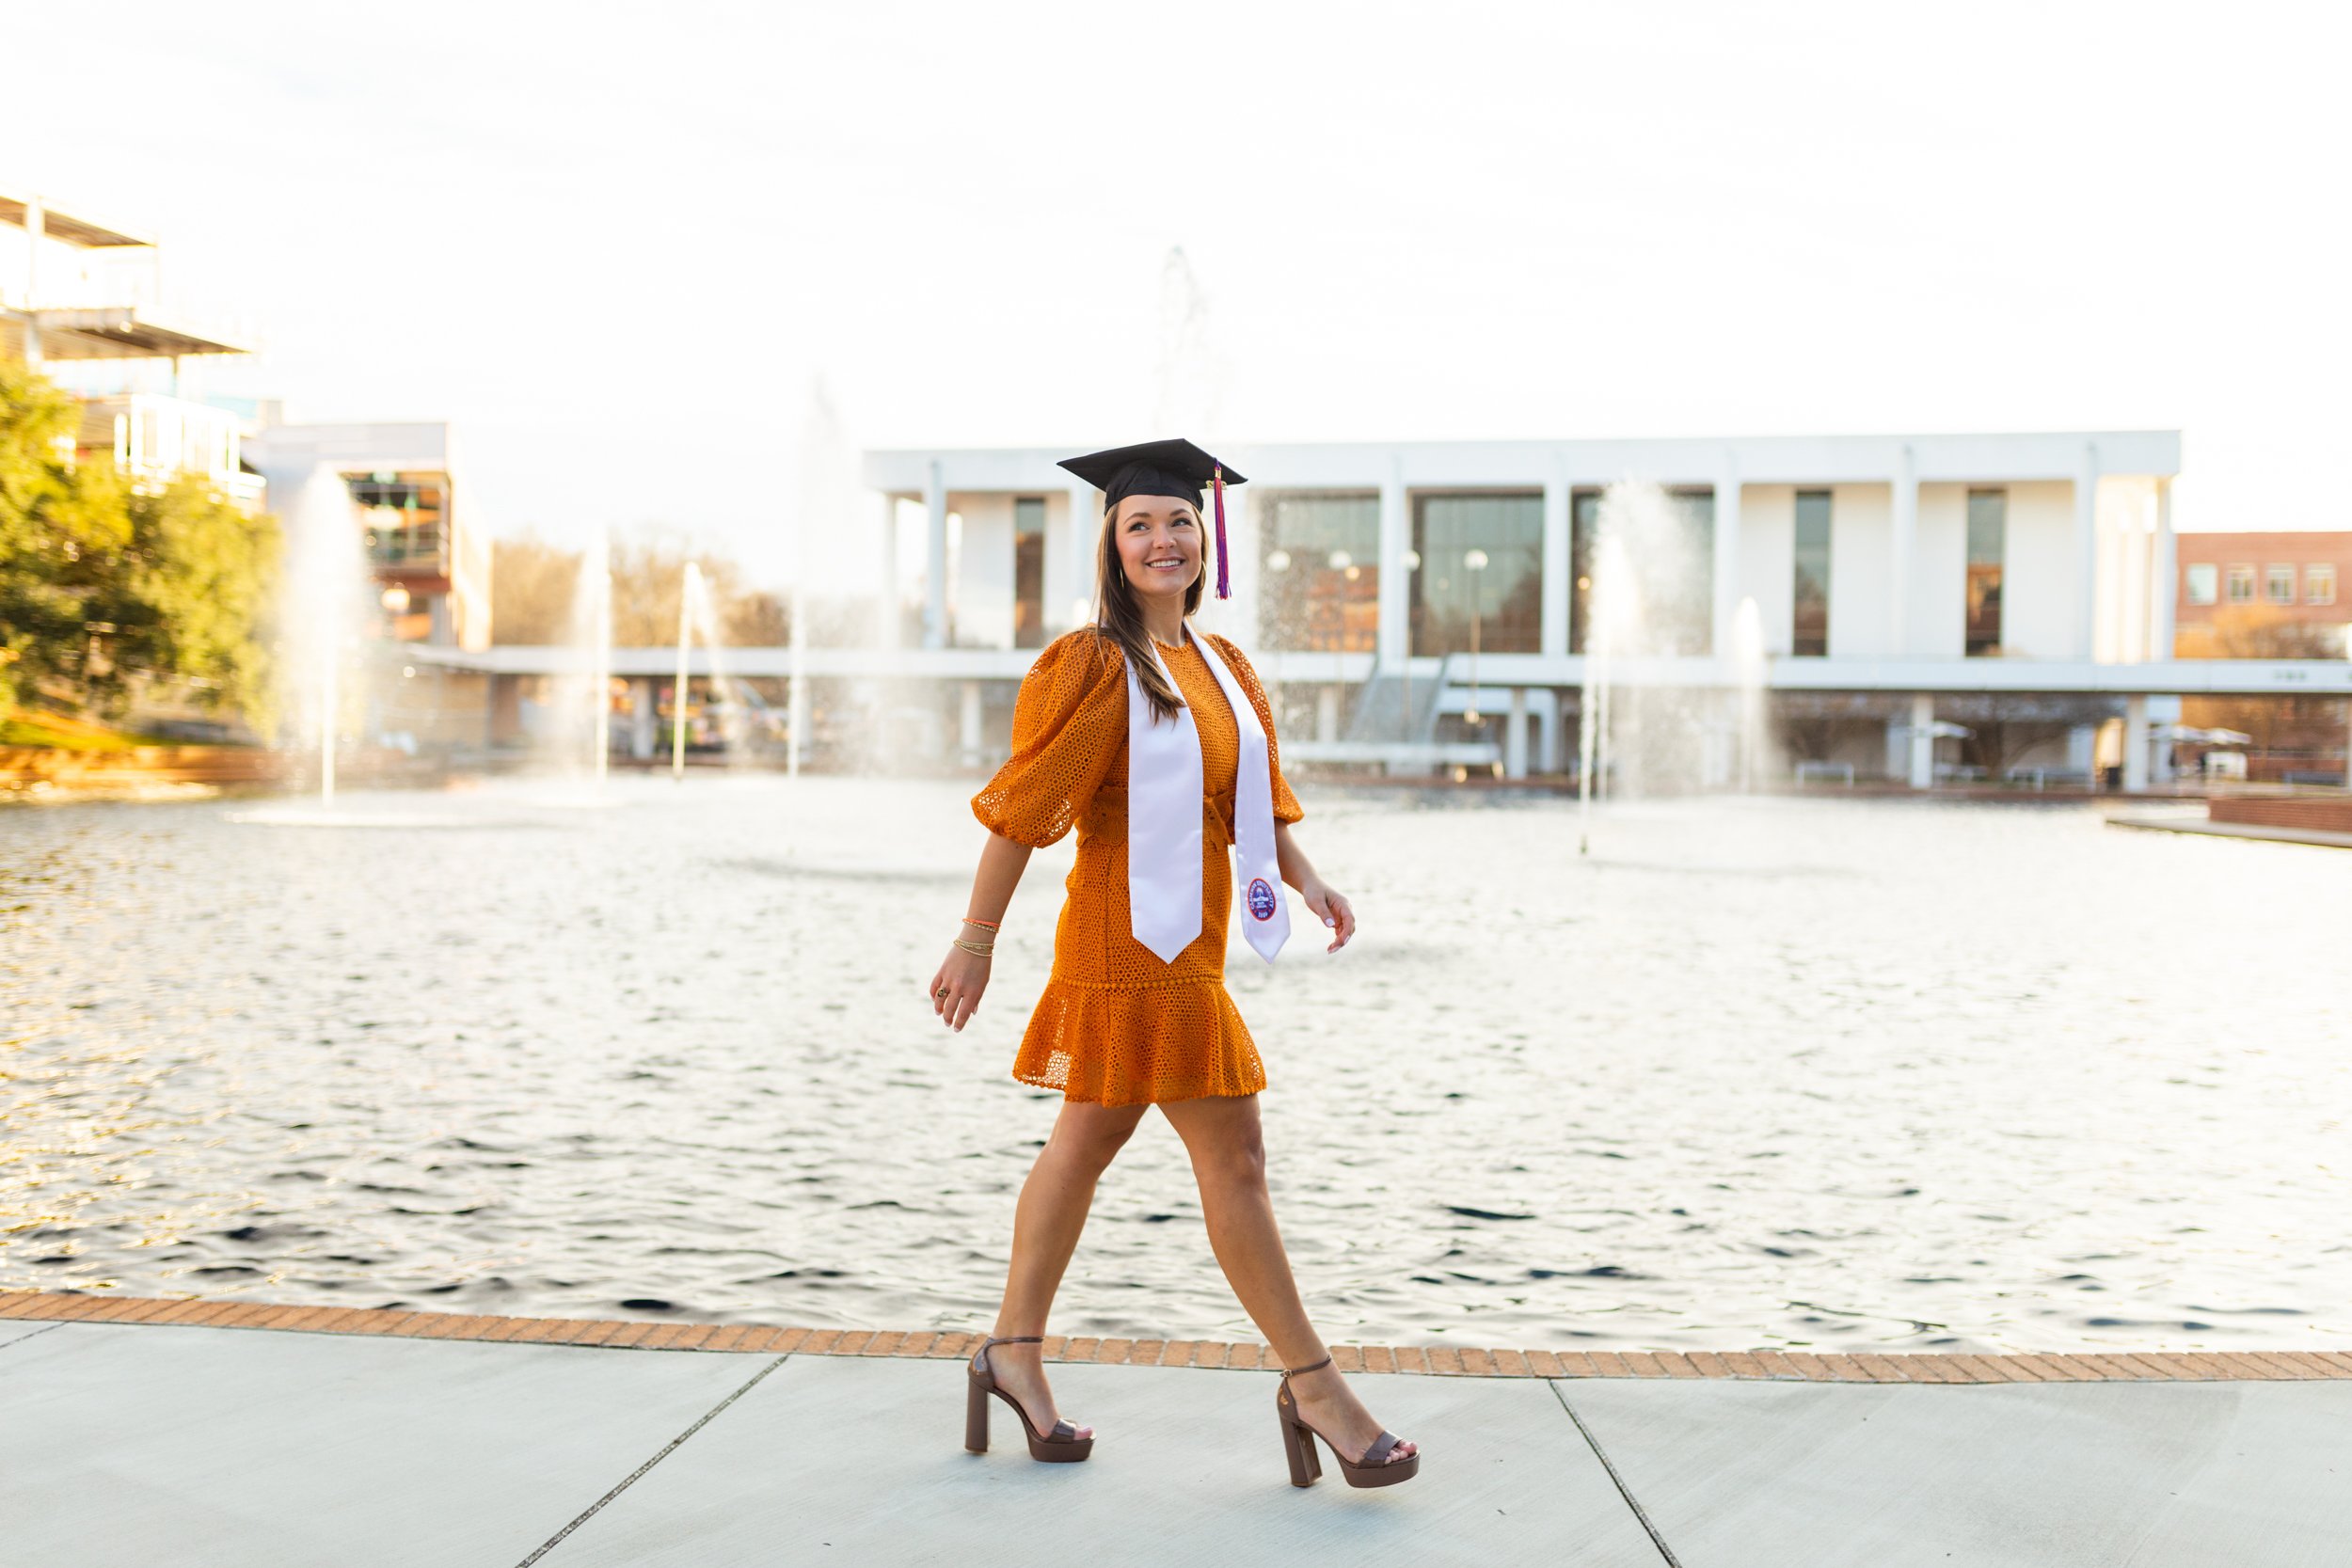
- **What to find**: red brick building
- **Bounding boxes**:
[2172,531,2351,658]
[2169,531,2350,782]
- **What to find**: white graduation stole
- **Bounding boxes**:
[1126,631,1292,966]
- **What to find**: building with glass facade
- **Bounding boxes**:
[853,432,2348,790]
[244,420,487,654]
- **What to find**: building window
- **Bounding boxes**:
[2184,562,2217,606]
[350,470,452,571]
[1791,489,1832,657]
[1012,498,1046,649]
[1413,493,1543,656]
[2265,564,2296,605]
[2225,564,2255,603]
[1259,492,1379,651]
[2309,563,2338,606]
[1964,488,2005,657]
[1569,487,1715,655]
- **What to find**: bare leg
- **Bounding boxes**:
[1157,1092,1417,1466]
[986,1097,1149,1439]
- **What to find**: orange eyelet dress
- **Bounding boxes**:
[970,625,1305,1106]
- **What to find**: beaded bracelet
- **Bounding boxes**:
[961,916,1001,932]
[952,938,995,958]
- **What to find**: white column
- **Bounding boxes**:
[1042,492,1070,639]
[923,460,948,651]
[1504,686,1529,779]
[1712,452,1742,662]
[1908,692,1934,789]
[21,197,42,369]
[2122,691,2150,792]
[1889,444,1916,657]
[2110,496,2142,662]
[1884,716,1908,781]
[1539,461,1570,658]
[1066,483,1100,628]
[1315,685,1341,744]
[1536,690,1560,772]
[1218,480,1259,646]
[2067,723,2096,775]
[875,492,900,650]
[1377,455,1409,668]
[959,679,983,768]
[628,677,657,759]
[2074,441,2102,660]
[2151,477,2177,662]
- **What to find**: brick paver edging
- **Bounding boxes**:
[6,1292,2348,1384]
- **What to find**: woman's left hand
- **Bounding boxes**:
[1299,879,1355,953]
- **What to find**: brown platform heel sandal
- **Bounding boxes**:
[1275,1354,1420,1489]
[965,1335,1094,1462]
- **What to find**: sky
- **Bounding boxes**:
[9,0,2348,594]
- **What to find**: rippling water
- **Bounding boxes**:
[3,776,2344,1355]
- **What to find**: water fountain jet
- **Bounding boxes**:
[283,468,366,806]
[1732,595,1766,792]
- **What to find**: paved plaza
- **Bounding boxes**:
[4,1293,2348,1567]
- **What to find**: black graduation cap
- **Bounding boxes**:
[1057,437,1248,599]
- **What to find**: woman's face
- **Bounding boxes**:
[1112,494,1202,605]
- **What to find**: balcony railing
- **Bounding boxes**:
[367,523,447,571]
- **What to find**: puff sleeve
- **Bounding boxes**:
[1206,633,1305,825]
[971,629,1129,847]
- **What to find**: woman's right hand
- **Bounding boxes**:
[929,945,993,1031]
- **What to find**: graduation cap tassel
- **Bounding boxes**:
[1213,466,1232,599]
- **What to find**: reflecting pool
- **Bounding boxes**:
[3,779,2344,1354]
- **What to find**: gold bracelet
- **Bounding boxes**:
[953,938,994,958]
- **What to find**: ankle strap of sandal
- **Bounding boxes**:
[971,1333,1043,1374]
[1279,1354,1334,1378]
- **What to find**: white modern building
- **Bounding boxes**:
[241,420,494,754]
[413,428,2350,786]
[4,185,260,513]
[857,432,2351,790]
[245,420,488,654]
[0,186,248,379]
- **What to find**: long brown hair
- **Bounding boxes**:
[1089,494,1204,725]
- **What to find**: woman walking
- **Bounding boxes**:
[928,438,1419,1489]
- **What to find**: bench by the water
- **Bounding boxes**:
[2003,767,2095,790]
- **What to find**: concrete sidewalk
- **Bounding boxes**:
[2105,810,2352,850]
[3,1306,2348,1567]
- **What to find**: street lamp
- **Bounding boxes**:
[1463,547,1488,725]
[1398,547,1422,746]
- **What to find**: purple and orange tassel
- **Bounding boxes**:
[1213,466,1231,599]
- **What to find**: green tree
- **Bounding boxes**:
[0,360,128,706]
[97,475,282,728]
[1,359,281,726]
